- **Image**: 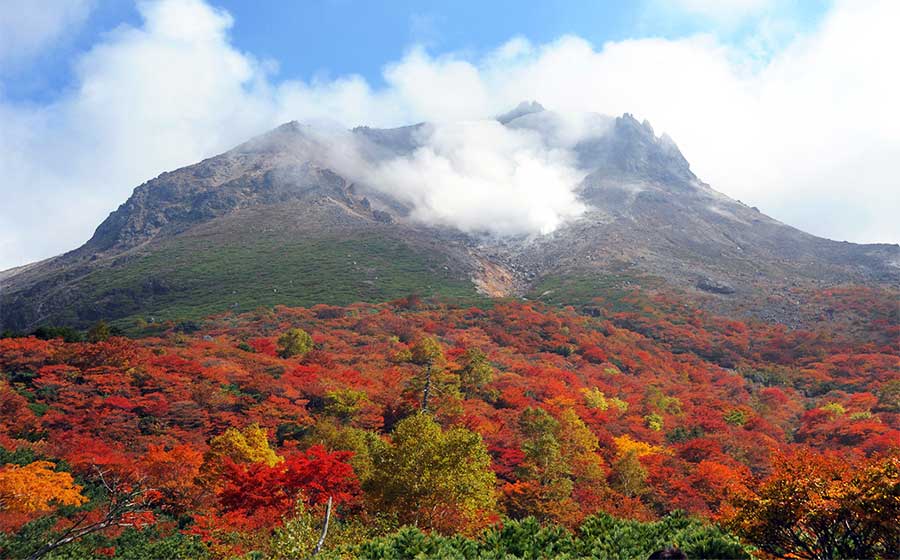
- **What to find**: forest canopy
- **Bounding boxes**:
[0,285,898,559]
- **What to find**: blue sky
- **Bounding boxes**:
[3,0,827,103]
[1,0,897,269]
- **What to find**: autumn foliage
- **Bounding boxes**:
[0,461,86,524]
[0,284,897,558]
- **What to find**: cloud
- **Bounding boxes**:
[0,0,277,269]
[1,0,898,270]
[369,121,586,236]
[320,0,900,244]
[296,117,589,238]
[0,0,94,65]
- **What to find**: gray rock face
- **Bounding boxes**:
[352,123,426,156]
[575,113,695,187]
[697,277,736,295]
[496,100,546,124]
[2,104,898,330]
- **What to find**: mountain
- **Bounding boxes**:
[1,104,898,331]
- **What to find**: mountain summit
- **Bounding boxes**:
[496,100,546,124]
[2,105,897,330]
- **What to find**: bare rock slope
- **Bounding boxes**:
[2,105,897,330]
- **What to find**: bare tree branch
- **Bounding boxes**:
[25,466,157,560]
[311,496,333,557]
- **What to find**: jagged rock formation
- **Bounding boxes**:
[2,104,897,330]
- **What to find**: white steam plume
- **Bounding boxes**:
[368,121,586,236]
[1,0,898,269]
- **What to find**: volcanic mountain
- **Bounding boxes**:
[2,103,898,331]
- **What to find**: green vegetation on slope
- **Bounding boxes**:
[60,233,481,328]
[528,270,662,312]
[316,512,750,560]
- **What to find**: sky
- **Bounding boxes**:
[1,0,898,270]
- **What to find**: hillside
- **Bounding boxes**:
[1,285,897,558]
[2,105,898,331]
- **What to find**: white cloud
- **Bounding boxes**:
[0,0,278,269]
[369,121,586,236]
[0,0,94,65]
[1,0,898,270]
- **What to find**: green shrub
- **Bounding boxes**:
[326,511,750,560]
[277,328,313,358]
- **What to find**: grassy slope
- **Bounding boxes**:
[527,270,665,311]
[65,232,480,329]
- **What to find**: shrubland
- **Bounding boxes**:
[0,285,897,559]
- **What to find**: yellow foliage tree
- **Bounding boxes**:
[557,408,606,484]
[502,407,612,526]
[581,387,610,410]
[613,435,670,458]
[610,435,671,498]
[580,388,628,413]
[277,328,313,359]
[0,461,87,514]
[368,413,496,534]
[200,424,283,489]
[208,424,283,467]
[410,336,446,412]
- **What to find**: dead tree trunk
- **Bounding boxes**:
[421,364,432,412]
[311,495,333,557]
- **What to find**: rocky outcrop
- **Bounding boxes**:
[2,106,898,331]
[697,277,736,295]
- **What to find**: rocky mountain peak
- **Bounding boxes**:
[497,100,547,124]
[573,113,694,189]
[2,109,898,332]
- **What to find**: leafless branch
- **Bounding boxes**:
[311,496,333,557]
